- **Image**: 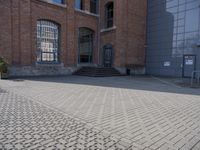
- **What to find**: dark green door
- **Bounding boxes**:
[103,45,113,67]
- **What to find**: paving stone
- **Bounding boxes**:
[0,92,129,149]
[1,76,200,149]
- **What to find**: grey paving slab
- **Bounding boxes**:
[0,76,200,150]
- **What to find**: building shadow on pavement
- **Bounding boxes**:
[10,75,200,96]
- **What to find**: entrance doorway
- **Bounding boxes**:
[183,55,196,77]
[103,44,113,67]
[79,28,94,63]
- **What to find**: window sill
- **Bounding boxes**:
[77,63,97,67]
[75,9,99,17]
[100,26,117,33]
[36,62,63,67]
[37,0,67,8]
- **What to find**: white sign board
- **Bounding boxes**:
[185,59,193,65]
[164,61,170,67]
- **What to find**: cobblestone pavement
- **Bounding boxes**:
[0,76,200,150]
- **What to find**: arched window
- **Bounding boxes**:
[90,0,99,14]
[75,0,83,10]
[105,2,114,28]
[37,20,60,63]
[79,28,94,63]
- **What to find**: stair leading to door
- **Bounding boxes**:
[73,67,123,77]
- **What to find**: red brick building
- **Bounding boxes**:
[0,0,147,76]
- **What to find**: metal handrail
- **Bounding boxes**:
[191,70,200,87]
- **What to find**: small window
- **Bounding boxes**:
[75,0,83,10]
[105,2,114,28]
[52,0,64,4]
[90,0,99,14]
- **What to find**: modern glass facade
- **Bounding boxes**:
[146,0,200,77]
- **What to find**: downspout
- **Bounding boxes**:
[144,0,148,75]
[98,0,101,66]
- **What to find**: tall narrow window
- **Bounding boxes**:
[75,0,83,10]
[79,28,94,63]
[90,0,99,14]
[106,2,114,28]
[37,20,60,63]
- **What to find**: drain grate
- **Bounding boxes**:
[0,88,7,93]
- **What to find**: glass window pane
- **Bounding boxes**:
[75,0,83,10]
[53,0,64,4]
[90,0,99,14]
[106,2,114,28]
[185,9,199,32]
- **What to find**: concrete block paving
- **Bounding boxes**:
[0,91,129,149]
[1,76,200,149]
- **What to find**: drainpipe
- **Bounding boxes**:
[98,0,101,66]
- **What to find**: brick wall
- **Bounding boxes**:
[0,0,12,64]
[100,0,147,69]
[0,0,147,76]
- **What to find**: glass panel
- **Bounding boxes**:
[52,0,64,4]
[46,0,64,4]
[106,2,114,28]
[185,8,199,32]
[75,0,83,10]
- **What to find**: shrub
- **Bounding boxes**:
[0,57,8,73]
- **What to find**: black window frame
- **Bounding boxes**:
[90,0,99,14]
[105,2,114,28]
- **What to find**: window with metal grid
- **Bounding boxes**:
[37,20,60,63]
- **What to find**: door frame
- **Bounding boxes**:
[78,27,94,64]
[182,54,196,78]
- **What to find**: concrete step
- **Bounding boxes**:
[73,67,122,77]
